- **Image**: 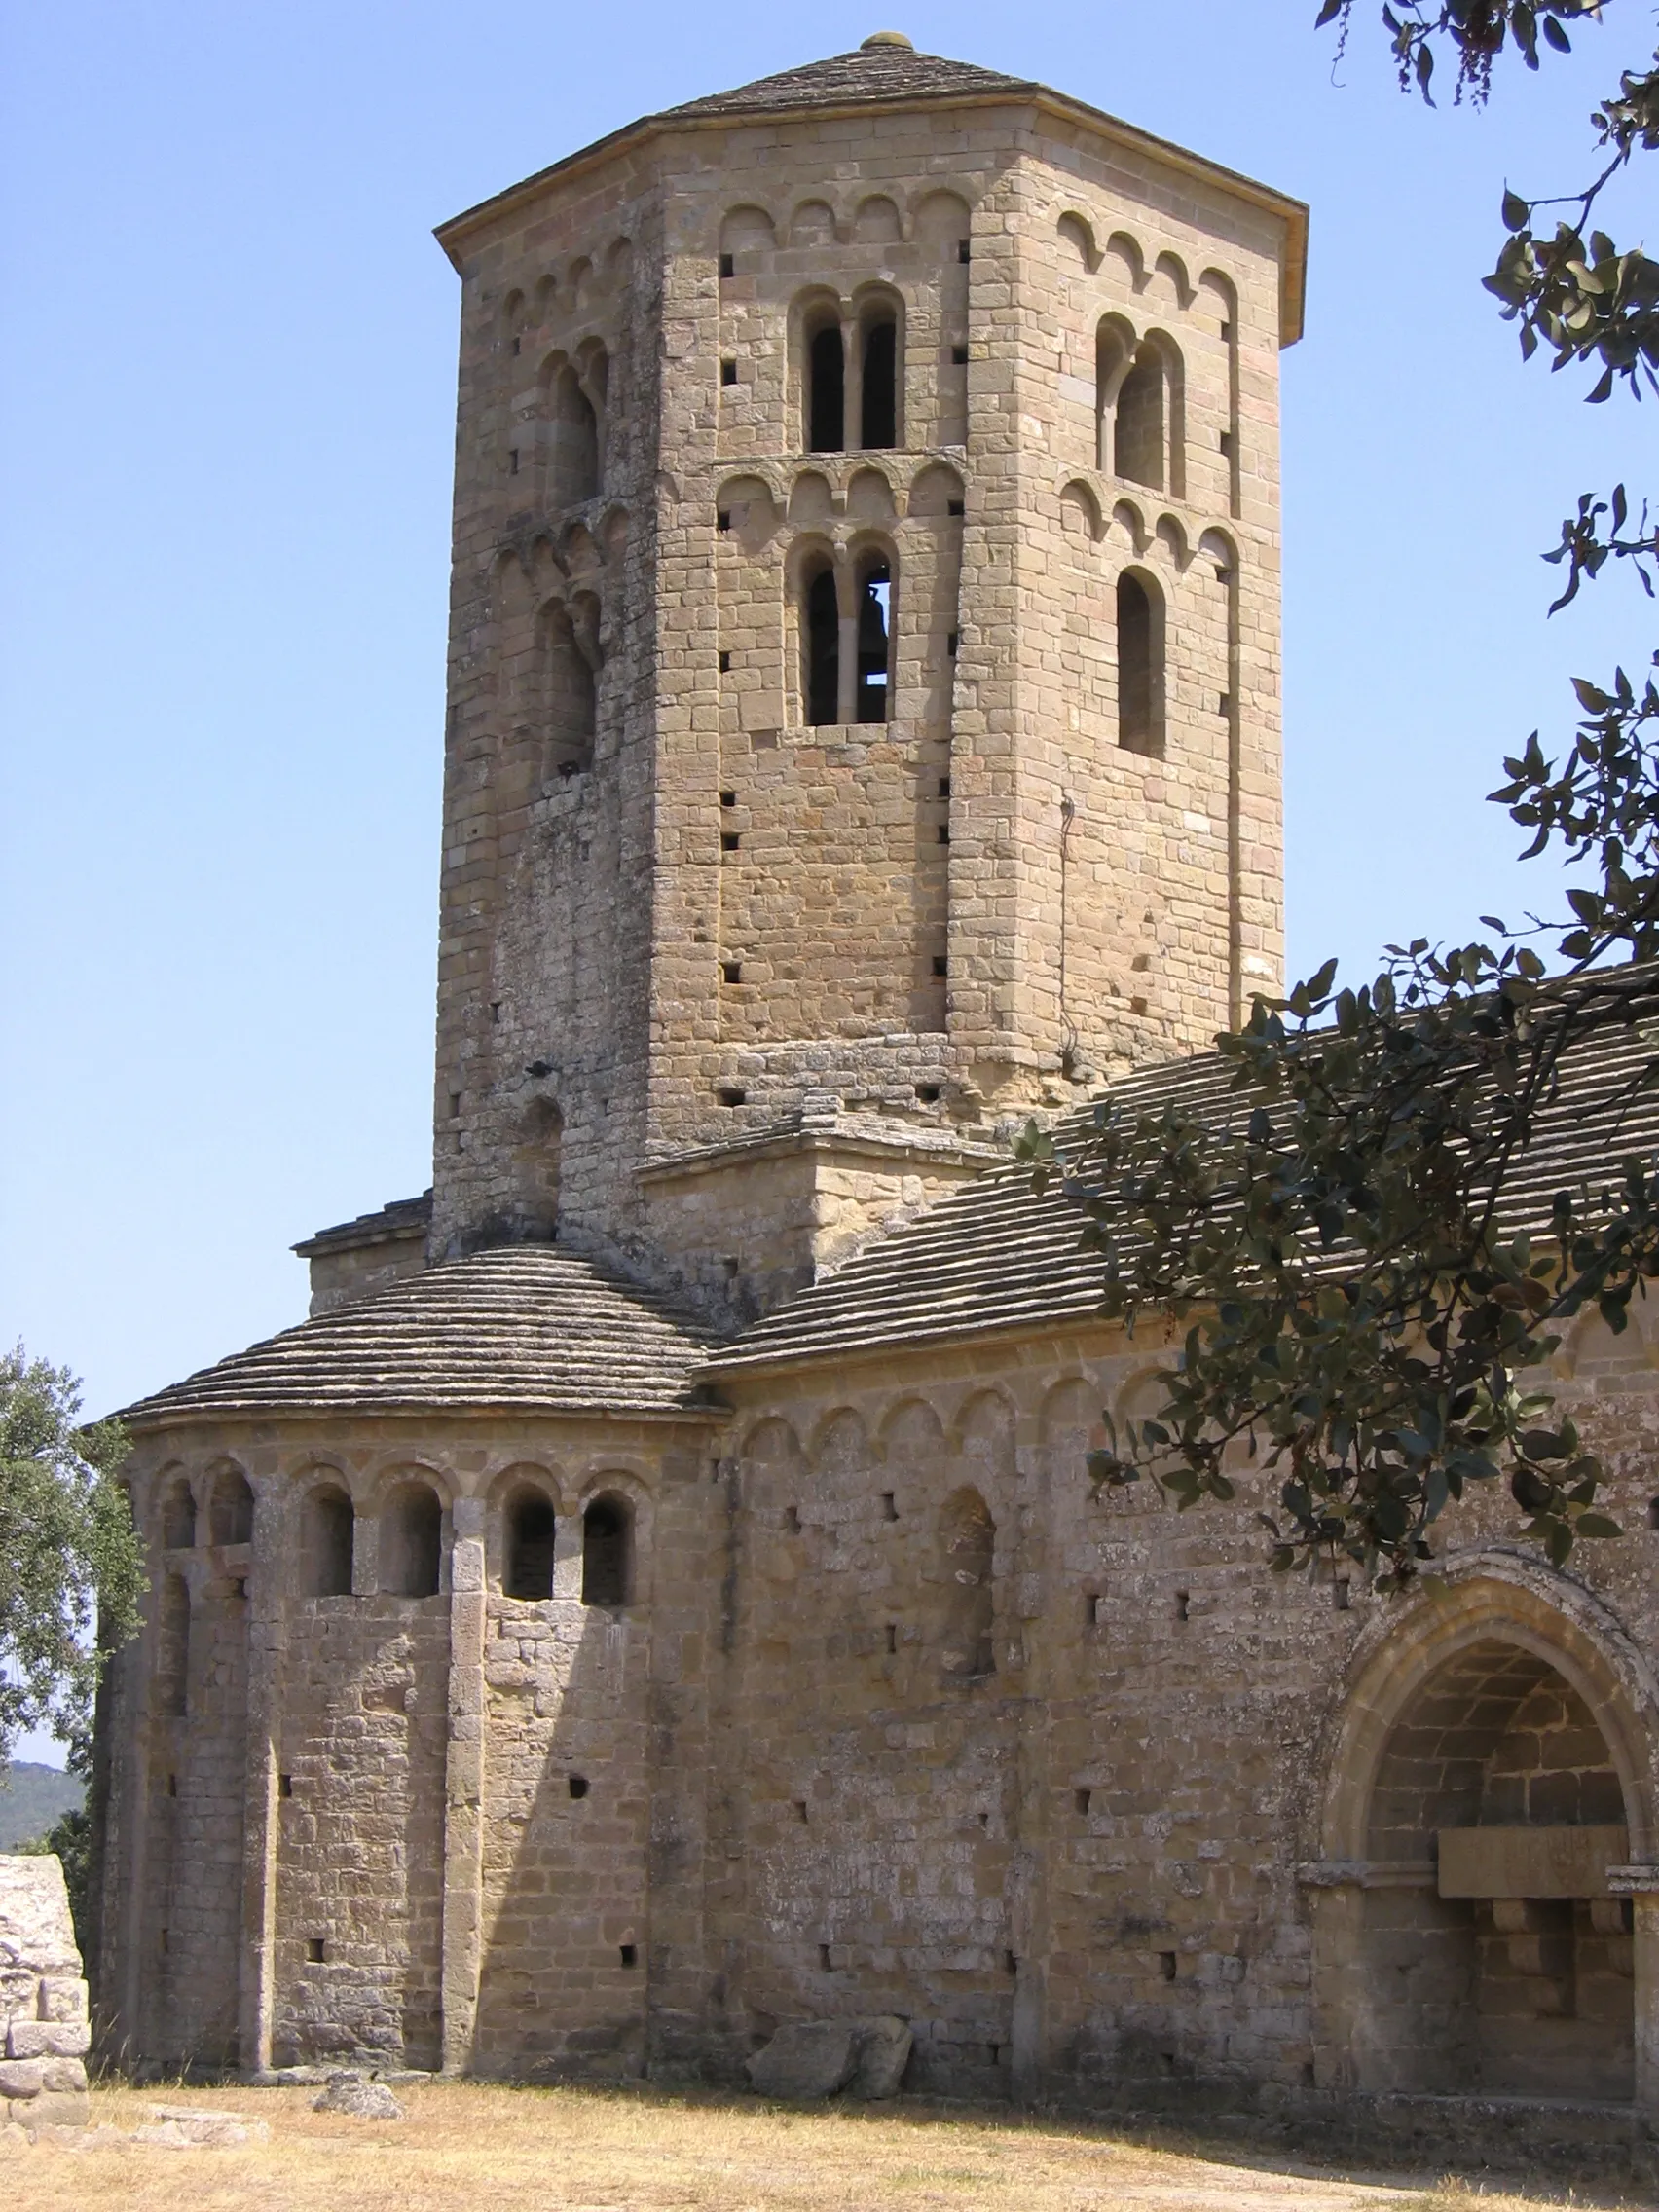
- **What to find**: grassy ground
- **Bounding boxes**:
[0,2080,1616,2212]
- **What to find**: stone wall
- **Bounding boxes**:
[0,1857,90,2132]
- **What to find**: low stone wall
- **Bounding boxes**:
[0,1856,90,2132]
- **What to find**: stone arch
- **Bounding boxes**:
[1155,513,1190,569]
[908,460,965,519]
[157,1469,197,1552]
[847,466,896,524]
[719,203,776,264]
[787,470,836,527]
[1116,564,1165,758]
[850,281,903,450]
[1058,479,1102,541]
[580,1488,634,1607]
[811,1406,871,1474]
[715,472,781,553]
[206,1462,254,1547]
[793,285,847,455]
[790,199,838,247]
[1151,249,1194,310]
[1040,1374,1100,1448]
[1056,210,1100,271]
[1103,230,1146,292]
[548,359,600,506]
[879,1396,947,1516]
[538,596,597,778]
[912,189,972,251]
[499,1468,560,1601]
[851,194,902,244]
[1314,1565,1659,2104]
[379,1473,447,1599]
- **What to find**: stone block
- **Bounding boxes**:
[0,1861,78,1978]
[847,2015,912,2098]
[41,2059,86,2094]
[1438,1825,1629,1899]
[22,2091,86,2133]
[745,2020,860,2099]
[0,2063,42,2100]
[36,1978,88,2025]
[313,2072,405,2119]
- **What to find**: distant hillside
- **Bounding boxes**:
[0,1763,84,1850]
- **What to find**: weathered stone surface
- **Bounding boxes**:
[848,2016,912,2099]
[0,1861,79,1984]
[143,2106,270,2146]
[313,2073,405,2120]
[7,2021,89,2060]
[745,2020,860,2099]
[0,2061,43,2099]
[23,2092,88,2132]
[35,1978,88,2025]
[40,2059,86,2094]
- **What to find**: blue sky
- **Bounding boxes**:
[1,4,1648,1751]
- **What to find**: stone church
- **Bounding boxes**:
[93,38,1659,2130]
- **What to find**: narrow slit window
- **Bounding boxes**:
[804,567,839,727]
[505,1488,556,1600]
[860,318,897,449]
[808,324,845,453]
[855,560,892,725]
[1116,571,1163,758]
[581,1494,631,1606]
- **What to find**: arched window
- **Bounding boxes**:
[803,563,840,727]
[161,1478,196,1553]
[581,1493,631,1607]
[1114,346,1165,490]
[940,1489,995,1682]
[208,1468,254,1547]
[303,1485,355,1599]
[550,365,600,505]
[859,313,898,449]
[543,601,596,777]
[383,1481,444,1599]
[1116,570,1164,757]
[855,556,893,724]
[505,1488,557,1600]
[156,1572,190,1717]
[807,320,845,453]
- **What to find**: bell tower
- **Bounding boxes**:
[427,38,1304,1313]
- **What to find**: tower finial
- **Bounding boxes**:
[861,30,913,49]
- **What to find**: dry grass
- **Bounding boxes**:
[0,2080,1608,2212]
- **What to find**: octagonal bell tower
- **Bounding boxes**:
[428,37,1305,1315]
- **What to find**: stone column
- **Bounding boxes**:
[1614,1870,1659,2113]
[440,1496,487,2075]
[237,1493,283,2077]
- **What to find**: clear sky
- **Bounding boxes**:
[1,3,1647,1753]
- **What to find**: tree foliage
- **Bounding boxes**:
[1020,1,1659,1588]
[0,1347,141,1772]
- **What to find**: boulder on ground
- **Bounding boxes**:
[141,2105,270,2146]
[847,2015,912,2099]
[745,2019,860,2099]
[312,2071,405,2120]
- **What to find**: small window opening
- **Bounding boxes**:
[1086,1593,1101,1627]
[957,239,971,264]
[619,1944,637,1968]
[946,498,965,518]
[1159,1950,1178,1981]
[1219,319,1233,342]
[860,317,897,449]
[505,1488,557,1600]
[718,1085,747,1107]
[1218,692,1232,718]
[716,509,732,534]
[881,1492,899,1521]
[307,1937,326,1965]
[938,775,950,797]
[719,788,736,806]
[856,561,891,723]
[1076,1788,1092,1817]
[721,961,743,984]
[885,1622,899,1655]
[166,1772,177,1798]
[1117,571,1162,758]
[160,1928,169,1955]
[818,1942,833,1971]
[508,448,520,475]
[569,1775,590,1800]
[718,650,731,674]
[932,955,948,978]
[719,252,734,279]
[804,566,840,726]
[785,1506,801,1534]
[794,1799,809,1823]
[1004,1950,1018,1975]
[721,1256,740,1280]
[721,831,740,851]
[279,1774,293,1799]
[581,1494,631,1606]
[720,358,738,387]
[915,1084,940,1104]
[1175,1590,1190,1622]
[951,344,968,366]
[988,2044,1003,2066]
[946,631,958,655]
[937,825,949,844]
[1648,1497,1659,1530]
[232,1576,247,1602]
[1219,429,1234,456]
[384,1482,443,1600]
[304,1487,355,1599]
[808,323,845,453]
[1333,1575,1352,1611]
[510,335,520,356]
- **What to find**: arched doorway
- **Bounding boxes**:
[1312,1570,1657,2107]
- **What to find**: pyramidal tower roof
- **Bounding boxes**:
[659,36,1037,121]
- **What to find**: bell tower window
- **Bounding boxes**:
[860,316,897,449]
[855,558,892,724]
[807,323,845,454]
[803,564,840,726]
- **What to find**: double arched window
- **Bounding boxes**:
[799,551,894,728]
[1095,320,1183,497]
[800,293,903,455]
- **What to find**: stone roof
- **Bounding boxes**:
[660,43,1036,123]
[705,988,1659,1378]
[292,1191,432,1258]
[123,1245,721,1427]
